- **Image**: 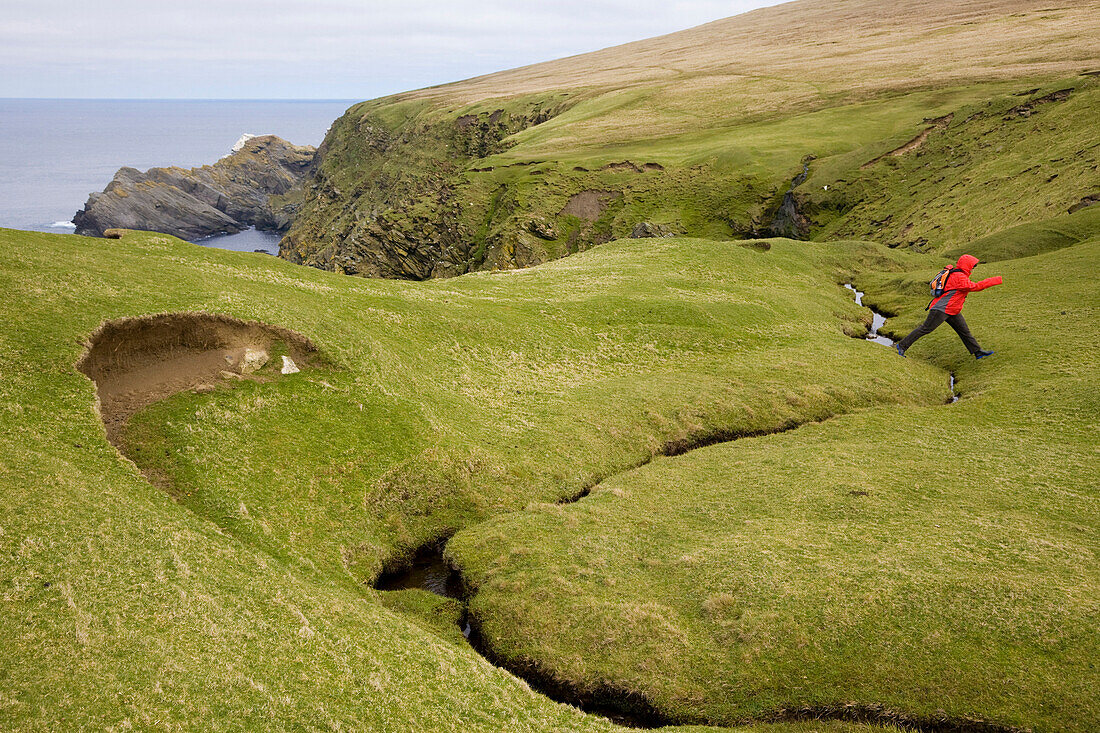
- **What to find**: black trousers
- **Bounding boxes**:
[897,309,982,354]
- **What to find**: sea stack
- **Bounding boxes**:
[72,135,316,241]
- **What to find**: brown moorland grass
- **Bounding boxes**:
[400,0,1100,114]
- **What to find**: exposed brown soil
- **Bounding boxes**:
[559,189,622,221]
[602,161,643,173]
[1003,88,1072,118]
[861,114,953,169]
[77,313,317,445]
[1068,193,1099,214]
[740,240,772,251]
[599,161,666,173]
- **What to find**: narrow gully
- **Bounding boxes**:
[372,286,995,729]
[374,541,1019,732]
[375,546,698,727]
[844,283,960,402]
[844,283,895,346]
[760,159,813,239]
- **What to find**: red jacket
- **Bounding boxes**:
[929,254,1002,315]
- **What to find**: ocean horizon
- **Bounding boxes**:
[0,98,357,253]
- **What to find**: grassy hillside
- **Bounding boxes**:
[0,225,938,731]
[448,238,1100,729]
[280,0,1099,279]
[2,219,1097,730]
[4,0,1099,730]
[808,81,1100,249]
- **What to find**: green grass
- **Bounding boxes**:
[93,230,946,591]
[285,69,1100,280]
[943,205,1100,262]
[1,223,1096,729]
[3,3,1098,728]
[276,0,1100,277]
[1,226,965,731]
[809,79,1100,252]
[448,236,1100,730]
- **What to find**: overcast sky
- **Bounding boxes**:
[0,1,784,99]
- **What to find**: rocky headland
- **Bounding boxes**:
[73,135,316,241]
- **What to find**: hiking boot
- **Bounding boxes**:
[975,350,995,359]
[895,343,906,358]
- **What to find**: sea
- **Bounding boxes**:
[0,99,356,254]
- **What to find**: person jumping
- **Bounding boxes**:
[895,254,1002,359]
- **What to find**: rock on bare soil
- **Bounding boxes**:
[77,313,316,445]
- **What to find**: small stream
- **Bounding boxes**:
[378,548,473,633]
[376,549,464,599]
[372,284,974,729]
[843,283,895,346]
[762,160,813,239]
[375,549,472,638]
[845,283,959,402]
[376,546,667,727]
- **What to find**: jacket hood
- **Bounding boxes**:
[956,254,979,274]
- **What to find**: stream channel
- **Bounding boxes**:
[844,283,895,346]
[375,546,668,727]
[844,283,958,402]
[374,284,965,728]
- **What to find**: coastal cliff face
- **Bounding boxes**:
[275,0,1099,281]
[279,100,583,279]
[73,135,315,241]
[67,1,1097,276]
[279,99,773,280]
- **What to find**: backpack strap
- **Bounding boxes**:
[927,268,966,309]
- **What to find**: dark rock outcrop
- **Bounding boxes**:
[758,159,814,240]
[629,222,675,239]
[1003,88,1072,119]
[73,135,316,241]
[1068,193,1099,214]
[280,102,574,280]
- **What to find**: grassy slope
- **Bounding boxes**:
[58,230,945,591]
[398,0,1097,111]
[3,1,1098,729]
[0,232,604,732]
[284,0,1100,276]
[942,205,1100,263]
[809,79,1100,250]
[1,227,948,730]
[448,236,1100,729]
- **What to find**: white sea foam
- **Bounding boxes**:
[220,133,271,160]
[50,221,77,229]
[231,133,259,152]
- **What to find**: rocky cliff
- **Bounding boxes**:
[278,99,772,280]
[279,101,576,280]
[275,0,1098,281]
[73,135,316,241]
